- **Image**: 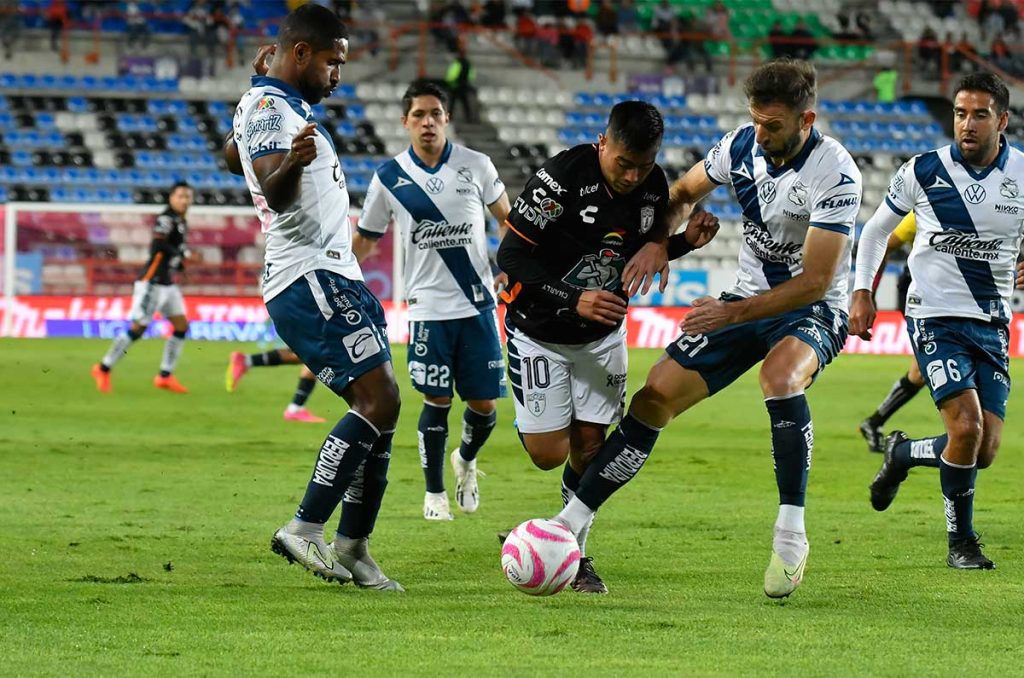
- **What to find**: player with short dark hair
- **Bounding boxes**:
[91,181,195,394]
[497,100,719,592]
[353,81,511,521]
[553,59,862,599]
[231,4,403,590]
[852,71,1024,570]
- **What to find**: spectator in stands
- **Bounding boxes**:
[979,0,1007,42]
[854,10,873,40]
[707,0,731,41]
[999,0,1020,35]
[767,21,789,58]
[0,0,20,60]
[125,2,151,50]
[566,0,590,18]
[572,17,593,67]
[511,0,534,15]
[949,31,978,71]
[557,16,578,65]
[481,0,506,27]
[918,26,942,74]
[927,0,956,19]
[352,0,384,56]
[617,0,638,32]
[445,46,479,123]
[595,0,618,39]
[873,66,898,102]
[788,19,816,60]
[535,16,561,66]
[832,13,859,43]
[433,1,468,53]
[514,8,538,56]
[45,0,69,52]
[666,10,711,73]
[651,0,676,52]
[184,0,218,72]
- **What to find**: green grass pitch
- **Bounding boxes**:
[2,338,1023,675]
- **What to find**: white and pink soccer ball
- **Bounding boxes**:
[501,518,581,596]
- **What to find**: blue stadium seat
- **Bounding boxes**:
[346,104,365,119]
[208,101,229,116]
[50,186,70,202]
[113,189,133,204]
[0,74,15,89]
[0,186,8,203]
[80,75,99,90]
[11,151,33,166]
[0,112,13,127]
[574,93,595,107]
[67,97,88,113]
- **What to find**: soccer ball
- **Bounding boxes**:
[501,518,581,596]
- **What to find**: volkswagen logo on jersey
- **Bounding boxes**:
[639,205,655,234]
[426,177,445,194]
[759,181,777,204]
[964,183,987,204]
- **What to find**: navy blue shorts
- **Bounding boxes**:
[266,270,391,396]
[665,295,848,396]
[407,310,507,400]
[908,316,1011,419]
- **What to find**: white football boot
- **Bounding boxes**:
[423,491,454,521]
[451,449,480,513]
[271,525,353,584]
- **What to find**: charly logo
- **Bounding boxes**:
[1000,177,1018,199]
[426,177,444,194]
[759,181,777,204]
[963,183,986,204]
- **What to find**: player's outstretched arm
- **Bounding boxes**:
[849,202,905,339]
[667,160,718,228]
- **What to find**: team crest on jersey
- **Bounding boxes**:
[787,181,807,207]
[963,184,986,204]
[426,177,445,194]
[563,248,625,290]
[526,392,546,415]
[456,167,473,183]
[1000,177,1018,199]
[759,181,777,204]
[639,205,655,234]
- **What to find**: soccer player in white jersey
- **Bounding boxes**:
[353,82,511,521]
[231,5,402,591]
[553,59,862,599]
[851,73,1024,570]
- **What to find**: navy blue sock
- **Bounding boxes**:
[575,414,660,511]
[893,434,947,469]
[940,458,978,544]
[418,402,450,493]
[251,350,284,367]
[766,394,812,507]
[292,377,316,408]
[459,406,496,462]
[337,431,393,539]
[295,412,379,524]
[561,463,581,506]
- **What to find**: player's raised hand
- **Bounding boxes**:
[288,123,318,167]
[623,241,669,296]
[679,295,736,334]
[683,209,720,249]
[1016,260,1024,288]
[848,289,876,340]
[576,289,628,326]
[252,44,275,76]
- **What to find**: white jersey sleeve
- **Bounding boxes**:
[703,126,742,185]
[883,158,921,216]
[240,94,300,161]
[481,157,506,207]
[357,171,393,239]
[807,160,862,235]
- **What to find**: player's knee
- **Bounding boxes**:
[946,414,983,451]
[633,383,674,422]
[357,380,401,429]
[977,433,1001,469]
[758,368,804,398]
[467,399,496,415]
[523,438,569,471]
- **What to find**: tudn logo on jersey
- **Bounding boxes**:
[426,177,445,194]
[411,219,473,250]
[929,230,1001,261]
[256,96,275,111]
[539,197,563,219]
[759,181,777,204]
[563,249,625,291]
[1000,177,1018,199]
[963,183,986,204]
[639,205,655,234]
